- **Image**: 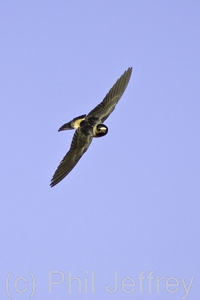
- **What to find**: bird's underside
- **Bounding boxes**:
[50,67,132,187]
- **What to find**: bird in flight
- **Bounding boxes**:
[50,67,132,187]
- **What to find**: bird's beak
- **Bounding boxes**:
[58,122,73,131]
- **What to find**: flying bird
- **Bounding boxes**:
[50,67,132,187]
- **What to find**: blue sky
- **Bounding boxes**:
[0,1,200,299]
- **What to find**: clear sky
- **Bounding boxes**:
[0,1,199,299]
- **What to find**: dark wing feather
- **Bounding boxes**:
[50,128,93,187]
[86,67,132,122]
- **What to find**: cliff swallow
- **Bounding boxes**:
[50,67,132,187]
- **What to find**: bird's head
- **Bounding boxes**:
[94,124,108,138]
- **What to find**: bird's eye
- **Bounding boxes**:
[96,124,108,135]
[97,124,102,131]
[97,124,107,131]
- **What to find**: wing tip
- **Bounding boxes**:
[126,66,132,76]
[50,179,56,187]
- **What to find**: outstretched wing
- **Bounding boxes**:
[87,67,132,123]
[50,128,93,187]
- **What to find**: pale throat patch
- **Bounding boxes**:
[93,125,106,135]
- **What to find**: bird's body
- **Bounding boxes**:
[50,67,132,187]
